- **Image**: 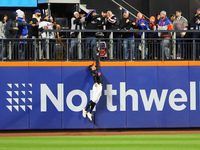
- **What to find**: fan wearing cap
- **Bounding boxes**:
[5,12,18,38]
[173,11,188,38]
[82,52,103,121]
[169,14,175,23]
[85,9,103,33]
[169,14,176,23]
[157,10,173,59]
[29,9,42,38]
[119,10,138,59]
[70,11,85,59]
[5,12,34,39]
[71,11,85,32]
[16,10,30,39]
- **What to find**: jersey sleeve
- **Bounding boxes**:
[107,17,117,24]
[167,23,173,30]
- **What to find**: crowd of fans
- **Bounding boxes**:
[0,9,61,39]
[0,9,61,59]
[70,8,200,60]
[0,7,200,60]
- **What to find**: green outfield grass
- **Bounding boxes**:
[0,134,199,150]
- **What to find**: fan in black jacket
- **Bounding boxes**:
[190,8,200,28]
[119,12,138,38]
[190,9,200,39]
[5,13,34,38]
[82,52,103,121]
[118,10,138,59]
[85,10,103,37]
[29,9,41,38]
[84,10,103,59]
[102,10,118,37]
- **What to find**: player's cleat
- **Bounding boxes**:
[87,112,93,121]
[82,109,87,118]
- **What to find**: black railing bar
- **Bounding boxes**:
[3,38,200,40]
[45,29,200,33]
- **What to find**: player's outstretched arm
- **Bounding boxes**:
[96,52,100,69]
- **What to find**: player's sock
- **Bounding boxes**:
[90,101,96,113]
[85,100,93,111]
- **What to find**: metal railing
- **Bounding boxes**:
[0,29,200,61]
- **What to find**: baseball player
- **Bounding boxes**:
[82,52,103,121]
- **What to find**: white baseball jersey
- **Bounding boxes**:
[39,21,55,39]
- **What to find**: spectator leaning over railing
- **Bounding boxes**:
[70,11,85,59]
[157,10,173,59]
[85,10,103,59]
[119,10,138,60]
[173,10,188,59]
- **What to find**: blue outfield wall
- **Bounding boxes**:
[0,61,200,130]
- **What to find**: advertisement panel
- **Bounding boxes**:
[62,66,94,129]
[29,66,62,129]
[0,62,199,130]
[189,66,200,127]
[157,66,190,127]
[0,66,30,130]
[126,66,159,128]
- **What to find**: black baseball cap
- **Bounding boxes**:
[176,10,182,14]
[123,10,129,14]
[170,14,176,17]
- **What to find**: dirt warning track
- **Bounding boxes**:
[0,129,200,137]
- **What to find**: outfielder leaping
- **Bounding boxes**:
[82,52,103,121]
